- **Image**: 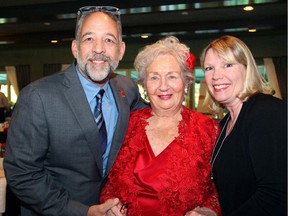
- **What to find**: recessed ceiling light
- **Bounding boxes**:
[248,28,256,32]
[243,5,254,11]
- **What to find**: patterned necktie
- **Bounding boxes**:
[94,89,107,155]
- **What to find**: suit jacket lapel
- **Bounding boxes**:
[105,76,130,175]
[62,64,104,176]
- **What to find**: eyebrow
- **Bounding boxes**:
[81,31,93,38]
[81,32,118,41]
[149,71,180,75]
[105,33,118,42]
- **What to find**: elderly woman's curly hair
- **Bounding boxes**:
[135,36,194,89]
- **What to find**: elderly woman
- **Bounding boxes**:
[101,36,221,216]
[201,35,287,216]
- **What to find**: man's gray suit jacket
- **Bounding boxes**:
[4,63,147,216]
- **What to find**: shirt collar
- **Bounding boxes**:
[75,66,111,103]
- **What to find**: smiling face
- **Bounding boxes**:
[71,12,125,86]
[203,48,246,108]
[145,54,185,114]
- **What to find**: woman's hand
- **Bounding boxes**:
[185,206,217,216]
[105,200,128,216]
[87,198,127,216]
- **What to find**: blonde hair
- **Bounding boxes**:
[200,35,274,113]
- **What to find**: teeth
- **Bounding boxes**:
[92,60,104,63]
[214,84,228,89]
[159,94,171,99]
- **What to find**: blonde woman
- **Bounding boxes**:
[201,35,287,216]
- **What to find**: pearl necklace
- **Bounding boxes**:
[210,114,231,180]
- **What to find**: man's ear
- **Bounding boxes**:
[71,40,78,58]
[118,41,126,60]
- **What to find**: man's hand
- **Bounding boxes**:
[87,198,126,216]
[185,206,217,216]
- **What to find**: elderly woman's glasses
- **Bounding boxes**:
[77,6,121,21]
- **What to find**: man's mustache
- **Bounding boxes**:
[89,54,111,62]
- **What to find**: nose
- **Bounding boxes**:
[92,40,105,54]
[159,77,169,92]
[212,68,223,81]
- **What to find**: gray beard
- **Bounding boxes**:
[77,53,119,83]
[83,63,111,82]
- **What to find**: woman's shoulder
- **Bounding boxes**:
[245,93,286,114]
[129,107,152,124]
[241,93,286,129]
[183,106,218,124]
[130,107,151,115]
[182,106,219,134]
[251,93,285,104]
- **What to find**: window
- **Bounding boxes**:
[0,71,17,105]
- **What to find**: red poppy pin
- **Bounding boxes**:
[120,90,126,97]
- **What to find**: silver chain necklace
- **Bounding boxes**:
[210,114,231,180]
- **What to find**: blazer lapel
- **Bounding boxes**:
[105,76,130,175]
[62,65,104,175]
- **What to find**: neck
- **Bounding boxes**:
[226,100,243,123]
[151,106,183,118]
[226,103,242,135]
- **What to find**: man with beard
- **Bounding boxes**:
[4,6,147,216]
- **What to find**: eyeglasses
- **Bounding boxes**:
[77,6,121,21]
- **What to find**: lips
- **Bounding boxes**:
[91,60,105,64]
[89,53,110,62]
[158,94,172,100]
[213,84,230,91]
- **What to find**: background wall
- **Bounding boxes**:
[0,34,286,82]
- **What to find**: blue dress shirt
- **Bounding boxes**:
[76,68,118,175]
